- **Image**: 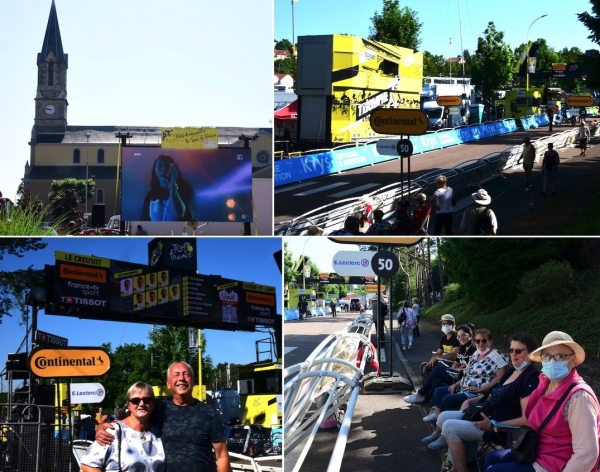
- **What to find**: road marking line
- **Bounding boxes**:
[274,182,315,194]
[294,182,348,196]
[329,183,380,198]
[284,346,297,354]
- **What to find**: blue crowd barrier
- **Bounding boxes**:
[275,119,519,187]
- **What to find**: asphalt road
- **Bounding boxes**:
[274,123,579,223]
[284,313,446,472]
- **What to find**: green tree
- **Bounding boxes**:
[274,58,294,75]
[50,188,81,223]
[422,51,447,78]
[48,178,94,204]
[577,2,600,89]
[283,242,298,288]
[368,0,422,51]
[440,239,575,309]
[148,326,216,388]
[0,239,46,324]
[274,39,293,53]
[470,22,516,118]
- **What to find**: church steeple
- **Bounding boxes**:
[34,0,68,137]
[38,0,66,64]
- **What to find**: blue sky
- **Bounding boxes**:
[275,0,598,58]
[0,237,282,392]
[0,0,273,202]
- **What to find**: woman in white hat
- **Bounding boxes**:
[485,331,600,472]
[459,188,497,236]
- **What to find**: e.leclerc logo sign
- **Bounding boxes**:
[29,347,111,378]
[332,251,377,276]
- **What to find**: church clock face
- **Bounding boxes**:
[44,104,56,115]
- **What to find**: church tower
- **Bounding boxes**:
[33,0,68,137]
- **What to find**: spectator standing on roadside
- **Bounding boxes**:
[460,189,497,236]
[541,143,560,196]
[519,136,536,189]
[366,209,392,235]
[430,175,455,235]
[412,297,421,337]
[578,122,590,156]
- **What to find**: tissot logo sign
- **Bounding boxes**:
[29,347,111,378]
[332,251,377,276]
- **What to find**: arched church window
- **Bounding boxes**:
[48,62,54,86]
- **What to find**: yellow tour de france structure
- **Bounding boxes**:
[296,34,423,144]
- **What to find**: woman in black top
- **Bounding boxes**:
[404,324,475,404]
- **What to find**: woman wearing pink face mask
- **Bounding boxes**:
[422,328,508,449]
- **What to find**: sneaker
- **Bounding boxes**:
[403,392,426,404]
[423,410,437,422]
[402,346,407,351]
[421,431,440,444]
[428,437,448,450]
[408,343,413,350]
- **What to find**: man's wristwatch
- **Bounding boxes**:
[492,423,498,433]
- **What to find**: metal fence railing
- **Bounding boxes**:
[284,314,375,472]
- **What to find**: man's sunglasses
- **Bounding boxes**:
[128,397,154,405]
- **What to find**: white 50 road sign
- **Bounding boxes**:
[332,251,376,276]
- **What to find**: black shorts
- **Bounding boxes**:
[580,138,588,149]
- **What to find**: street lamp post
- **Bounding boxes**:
[84,133,91,220]
[526,14,548,91]
[302,237,312,290]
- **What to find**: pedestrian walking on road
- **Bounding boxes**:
[578,122,590,156]
[397,300,417,351]
[541,143,560,196]
[329,300,337,317]
[518,136,536,189]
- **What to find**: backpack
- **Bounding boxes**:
[476,208,494,235]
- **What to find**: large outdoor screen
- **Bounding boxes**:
[121,147,253,222]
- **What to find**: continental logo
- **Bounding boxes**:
[56,251,110,268]
[565,96,594,107]
[59,264,107,283]
[243,282,276,293]
[436,95,462,106]
[29,348,110,378]
[246,292,275,306]
[370,108,429,136]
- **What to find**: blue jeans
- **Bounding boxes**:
[484,449,535,471]
[431,387,468,412]
[418,365,457,396]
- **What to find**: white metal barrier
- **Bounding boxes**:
[283,315,375,472]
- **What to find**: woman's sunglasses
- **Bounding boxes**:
[508,348,528,355]
[474,339,488,344]
[128,397,154,406]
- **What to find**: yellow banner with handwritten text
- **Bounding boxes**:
[161,127,219,149]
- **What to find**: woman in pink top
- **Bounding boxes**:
[485,331,600,472]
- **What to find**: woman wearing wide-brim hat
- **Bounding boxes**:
[485,331,600,472]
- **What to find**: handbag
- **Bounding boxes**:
[461,400,492,422]
[511,381,582,464]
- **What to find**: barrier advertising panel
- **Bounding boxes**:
[121,147,253,223]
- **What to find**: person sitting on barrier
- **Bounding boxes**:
[484,331,600,472]
[404,324,476,405]
[411,193,431,234]
[430,175,455,235]
[366,209,392,235]
[391,199,412,235]
[419,314,461,388]
[421,328,507,447]
[328,215,361,236]
[434,333,539,472]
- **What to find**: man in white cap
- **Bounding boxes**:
[460,188,497,235]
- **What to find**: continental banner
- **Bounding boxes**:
[161,127,219,149]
